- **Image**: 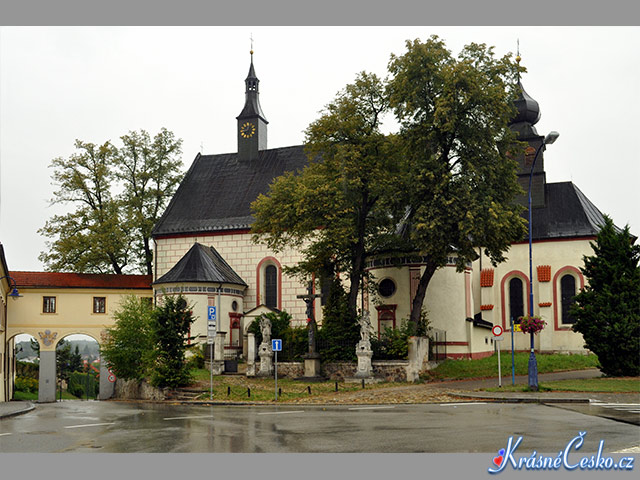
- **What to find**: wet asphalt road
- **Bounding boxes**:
[1,400,638,453]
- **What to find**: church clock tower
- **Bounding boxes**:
[237,50,268,161]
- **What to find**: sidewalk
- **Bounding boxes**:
[2,369,637,415]
[0,401,35,419]
[432,368,640,404]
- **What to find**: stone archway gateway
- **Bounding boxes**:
[6,272,152,403]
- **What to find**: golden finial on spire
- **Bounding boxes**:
[516,39,521,64]
[250,33,254,56]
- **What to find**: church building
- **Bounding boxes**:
[152,52,614,360]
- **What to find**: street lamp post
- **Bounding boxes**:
[0,275,22,299]
[527,131,559,391]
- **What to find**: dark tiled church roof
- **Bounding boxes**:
[152,145,308,237]
[529,182,612,240]
[154,243,247,286]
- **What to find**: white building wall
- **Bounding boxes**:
[474,238,594,354]
[155,233,316,326]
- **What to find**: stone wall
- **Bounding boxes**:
[372,361,409,382]
[113,378,168,401]
[321,362,357,380]
[274,362,304,378]
[273,361,410,382]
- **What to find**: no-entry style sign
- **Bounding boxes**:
[492,325,504,337]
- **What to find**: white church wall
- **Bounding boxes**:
[155,233,318,327]
[474,238,594,354]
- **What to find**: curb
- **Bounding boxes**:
[450,392,591,404]
[0,402,36,419]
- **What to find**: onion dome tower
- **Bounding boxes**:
[510,52,547,208]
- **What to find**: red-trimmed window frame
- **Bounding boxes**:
[500,271,531,331]
[376,304,397,338]
[256,257,282,310]
[228,312,243,348]
[552,266,584,331]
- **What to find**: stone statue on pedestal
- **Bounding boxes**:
[257,316,273,377]
[355,310,373,378]
[357,311,372,350]
[260,315,271,344]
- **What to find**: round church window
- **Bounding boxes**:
[378,278,396,298]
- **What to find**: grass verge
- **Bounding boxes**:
[187,369,395,402]
[13,389,81,401]
[421,352,600,381]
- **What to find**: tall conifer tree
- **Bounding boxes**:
[571,216,640,376]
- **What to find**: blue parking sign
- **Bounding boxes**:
[207,306,216,321]
[272,339,282,351]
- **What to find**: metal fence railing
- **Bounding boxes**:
[430,329,447,361]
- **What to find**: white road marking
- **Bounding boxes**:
[0,433,12,437]
[163,415,215,421]
[440,402,488,406]
[348,406,396,411]
[257,411,304,415]
[64,423,115,429]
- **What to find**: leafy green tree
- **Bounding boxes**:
[39,130,183,274]
[100,295,154,380]
[386,36,528,327]
[39,140,133,274]
[252,72,401,319]
[115,128,183,274]
[571,216,640,376]
[70,345,83,373]
[317,276,359,361]
[149,295,195,388]
[56,339,73,383]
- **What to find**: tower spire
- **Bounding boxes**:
[516,39,521,83]
[237,42,268,160]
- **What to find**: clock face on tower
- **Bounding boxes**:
[240,122,256,138]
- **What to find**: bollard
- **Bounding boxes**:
[227,386,231,396]
[278,387,282,397]
[307,386,311,395]
[247,387,251,398]
[361,379,365,389]
[335,381,338,392]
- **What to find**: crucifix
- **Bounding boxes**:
[297,281,323,356]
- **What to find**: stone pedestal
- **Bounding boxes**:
[303,353,322,378]
[211,332,226,375]
[405,336,429,382]
[246,333,256,377]
[355,341,373,379]
[257,342,273,377]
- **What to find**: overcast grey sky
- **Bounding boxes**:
[1,26,639,272]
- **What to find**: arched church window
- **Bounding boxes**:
[265,265,278,309]
[560,274,577,325]
[509,277,524,323]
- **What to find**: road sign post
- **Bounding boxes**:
[208,306,217,400]
[272,339,282,401]
[510,317,516,386]
[492,325,504,388]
